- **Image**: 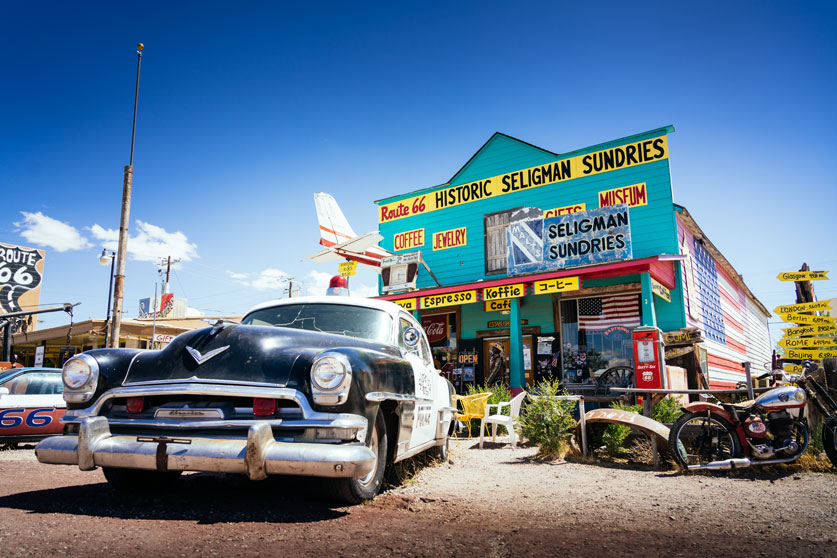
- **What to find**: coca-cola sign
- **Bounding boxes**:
[421,314,448,343]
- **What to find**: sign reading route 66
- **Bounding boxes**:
[0,243,45,315]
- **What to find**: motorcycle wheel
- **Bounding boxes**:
[668,411,740,469]
[822,415,837,469]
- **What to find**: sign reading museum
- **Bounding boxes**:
[507,204,632,275]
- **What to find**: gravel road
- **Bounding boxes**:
[1,438,836,557]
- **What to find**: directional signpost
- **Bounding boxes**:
[338,261,357,277]
[775,269,834,363]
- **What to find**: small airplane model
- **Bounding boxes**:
[304,193,392,270]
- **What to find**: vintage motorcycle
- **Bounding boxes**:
[668,361,837,470]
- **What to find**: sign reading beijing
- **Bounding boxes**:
[378,135,669,223]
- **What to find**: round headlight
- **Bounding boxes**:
[63,356,93,389]
[311,354,349,391]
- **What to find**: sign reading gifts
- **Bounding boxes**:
[507,205,632,275]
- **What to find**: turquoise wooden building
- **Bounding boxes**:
[374,126,770,392]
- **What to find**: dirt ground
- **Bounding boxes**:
[1,437,836,558]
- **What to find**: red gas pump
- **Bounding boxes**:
[632,326,667,391]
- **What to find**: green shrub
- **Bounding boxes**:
[652,396,684,424]
[519,378,577,457]
[601,401,641,457]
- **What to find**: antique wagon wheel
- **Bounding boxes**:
[595,366,635,399]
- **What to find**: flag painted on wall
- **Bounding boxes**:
[578,294,641,331]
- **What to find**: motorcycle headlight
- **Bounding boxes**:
[310,352,352,405]
[62,353,100,402]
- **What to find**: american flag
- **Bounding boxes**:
[578,294,641,331]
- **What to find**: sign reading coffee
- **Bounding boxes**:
[0,242,45,315]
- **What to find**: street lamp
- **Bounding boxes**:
[109,42,144,348]
[99,249,116,347]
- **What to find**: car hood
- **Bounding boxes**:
[123,324,399,387]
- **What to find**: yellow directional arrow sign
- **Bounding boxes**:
[777,271,829,282]
[774,300,833,315]
[783,364,803,374]
[778,337,836,349]
[784,349,837,360]
[782,324,837,337]
[779,313,837,325]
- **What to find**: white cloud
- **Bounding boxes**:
[89,220,198,263]
[304,270,377,297]
[227,268,291,291]
[15,212,91,252]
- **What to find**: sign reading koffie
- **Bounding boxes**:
[507,205,632,275]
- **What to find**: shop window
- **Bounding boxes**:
[484,208,518,275]
[559,294,641,382]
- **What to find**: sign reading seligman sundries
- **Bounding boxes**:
[506,205,632,276]
[0,242,45,316]
[378,136,669,223]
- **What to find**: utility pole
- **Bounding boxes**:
[110,43,144,348]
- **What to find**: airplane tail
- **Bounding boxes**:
[314,192,356,247]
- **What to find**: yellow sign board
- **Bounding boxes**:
[778,337,836,349]
[485,299,511,312]
[338,261,357,277]
[782,324,837,337]
[544,203,586,218]
[780,313,837,325]
[783,364,803,374]
[774,300,833,315]
[651,278,671,302]
[392,298,417,311]
[533,276,580,295]
[599,182,648,209]
[784,349,837,360]
[432,227,467,251]
[379,135,669,223]
[420,290,477,310]
[483,283,525,301]
[777,271,829,282]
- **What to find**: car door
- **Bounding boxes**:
[0,371,65,439]
[398,315,437,450]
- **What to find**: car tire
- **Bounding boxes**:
[329,410,387,505]
[102,467,182,492]
[428,434,449,462]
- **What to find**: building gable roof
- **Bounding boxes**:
[446,132,559,187]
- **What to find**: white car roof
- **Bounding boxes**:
[244,295,407,320]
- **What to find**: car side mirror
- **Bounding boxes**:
[0,387,9,396]
[402,327,422,349]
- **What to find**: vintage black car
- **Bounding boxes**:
[36,296,455,503]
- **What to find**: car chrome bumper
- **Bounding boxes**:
[35,416,376,480]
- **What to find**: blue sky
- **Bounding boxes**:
[1,1,835,347]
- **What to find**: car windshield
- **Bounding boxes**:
[241,303,393,344]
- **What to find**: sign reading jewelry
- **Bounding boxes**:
[0,242,45,315]
[506,205,632,275]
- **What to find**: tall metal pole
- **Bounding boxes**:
[104,253,115,347]
[110,43,144,348]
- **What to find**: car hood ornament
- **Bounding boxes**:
[185,345,230,365]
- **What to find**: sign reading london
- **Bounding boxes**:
[507,205,632,276]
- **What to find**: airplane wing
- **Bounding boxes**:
[303,248,343,263]
[332,232,385,254]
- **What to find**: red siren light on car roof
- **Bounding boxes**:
[326,275,350,296]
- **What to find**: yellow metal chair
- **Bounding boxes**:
[453,392,491,438]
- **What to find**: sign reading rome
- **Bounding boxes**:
[778,337,835,349]
[0,242,45,316]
